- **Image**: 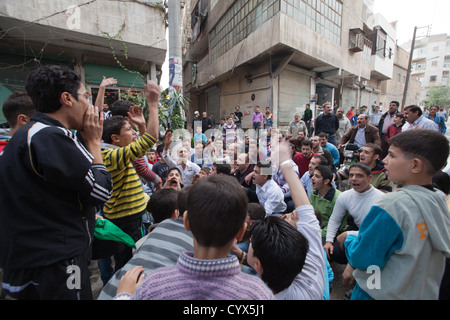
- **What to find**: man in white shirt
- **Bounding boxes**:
[369,105,383,126]
[402,105,439,132]
[323,163,384,264]
[162,131,201,186]
[253,162,287,216]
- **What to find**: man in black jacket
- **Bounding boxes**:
[315,102,339,146]
[0,65,113,300]
[377,101,399,158]
[201,111,214,133]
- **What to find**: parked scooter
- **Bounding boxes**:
[339,143,361,167]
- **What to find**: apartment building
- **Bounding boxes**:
[0,0,167,123]
[407,33,450,103]
[182,0,396,128]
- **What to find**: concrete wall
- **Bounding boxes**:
[0,0,166,50]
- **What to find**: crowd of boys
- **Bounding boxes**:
[0,65,449,301]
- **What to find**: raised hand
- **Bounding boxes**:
[100,76,117,88]
[144,80,161,104]
[127,105,146,132]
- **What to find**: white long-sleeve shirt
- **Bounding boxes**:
[162,149,200,186]
[275,205,325,300]
[325,186,384,243]
[256,179,287,217]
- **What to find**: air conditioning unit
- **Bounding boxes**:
[349,31,365,52]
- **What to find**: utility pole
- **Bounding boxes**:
[402,25,431,110]
[168,0,183,97]
[402,26,417,110]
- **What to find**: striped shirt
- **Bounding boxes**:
[102,133,156,219]
[115,251,274,300]
[98,218,194,300]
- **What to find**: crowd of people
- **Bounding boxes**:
[0,65,449,301]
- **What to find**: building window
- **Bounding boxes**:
[281,0,342,45]
[209,0,280,61]
[444,56,450,68]
[430,75,437,82]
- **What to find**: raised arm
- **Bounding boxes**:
[144,80,161,140]
[277,141,310,208]
[94,76,117,108]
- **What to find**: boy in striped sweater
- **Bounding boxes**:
[101,81,160,271]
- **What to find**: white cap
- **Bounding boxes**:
[194,111,199,115]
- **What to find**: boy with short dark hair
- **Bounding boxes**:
[146,188,178,224]
[115,175,274,300]
[0,65,112,300]
[101,81,160,272]
[247,141,325,299]
[343,129,450,299]
[1,91,36,152]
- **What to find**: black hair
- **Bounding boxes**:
[2,92,35,127]
[301,139,313,148]
[389,129,449,175]
[187,175,247,247]
[251,216,309,293]
[247,203,266,221]
[363,143,382,157]
[403,105,423,117]
[256,161,272,179]
[349,162,372,177]
[390,101,400,108]
[147,188,178,223]
[102,116,127,143]
[168,167,182,177]
[432,171,450,195]
[177,185,192,217]
[314,165,333,186]
[110,100,134,116]
[312,154,328,166]
[25,65,81,113]
[213,163,231,175]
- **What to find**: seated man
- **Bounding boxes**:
[300,154,330,197]
[311,135,335,173]
[323,163,384,264]
[293,139,317,177]
[318,132,340,169]
[272,157,301,213]
[335,143,392,193]
[309,165,341,240]
[253,162,287,216]
[338,114,381,149]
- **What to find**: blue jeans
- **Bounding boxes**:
[327,133,337,146]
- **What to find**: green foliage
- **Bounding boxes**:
[160,87,190,131]
[120,87,189,132]
[100,23,145,81]
[425,86,450,107]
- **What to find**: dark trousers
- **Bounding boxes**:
[109,213,144,272]
[2,250,92,300]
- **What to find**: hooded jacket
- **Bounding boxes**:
[345,185,450,300]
